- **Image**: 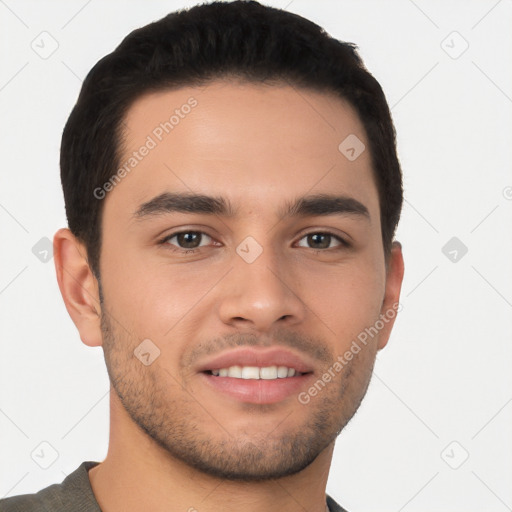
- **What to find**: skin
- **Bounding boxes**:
[54,80,404,512]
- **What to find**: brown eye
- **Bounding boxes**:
[163,231,213,250]
[296,232,347,250]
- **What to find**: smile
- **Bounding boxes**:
[208,365,304,379]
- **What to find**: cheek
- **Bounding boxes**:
[304,258,385,347]
[100,245,227,340]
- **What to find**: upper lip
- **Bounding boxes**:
[196,347,315,374]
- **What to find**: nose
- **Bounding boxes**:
[217,246,307,333]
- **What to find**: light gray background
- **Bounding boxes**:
[1,1,511,510]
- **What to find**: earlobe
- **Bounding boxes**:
[53,228,103,347]
[377,241,405,350]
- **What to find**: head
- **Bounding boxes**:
[55,0,404,481]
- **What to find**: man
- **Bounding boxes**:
[0,1,404,511]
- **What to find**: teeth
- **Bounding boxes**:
[277,366,288,378]
[241,366,260,379]
[209,365,301,379]
[260,366,278,379]
[228,365,243,378]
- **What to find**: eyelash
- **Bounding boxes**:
[158,230,350,254]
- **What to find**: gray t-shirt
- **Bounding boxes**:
[0,461,348,512]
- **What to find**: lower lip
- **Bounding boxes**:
[201,372,313,404]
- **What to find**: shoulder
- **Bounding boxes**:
[0,461,101,512]
[0,492,42,512]
[327,493,350,512]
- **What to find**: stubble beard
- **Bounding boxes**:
[99,307,376,481]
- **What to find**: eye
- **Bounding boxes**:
[296,232,348,250]
[161,231,214,252]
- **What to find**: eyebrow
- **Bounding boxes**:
[134,192,236,218]
[133,192,370,221]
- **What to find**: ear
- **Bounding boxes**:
[53,228,103,347]
[377,241,404,350]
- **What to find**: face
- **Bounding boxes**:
[97,80,402,480]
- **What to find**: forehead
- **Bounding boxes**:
[106,80,379,221]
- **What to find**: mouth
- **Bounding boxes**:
[197,348,315,404]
